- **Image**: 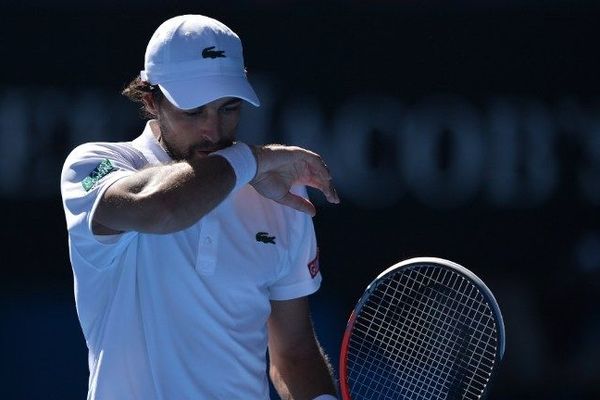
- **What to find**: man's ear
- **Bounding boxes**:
[142,92,159,116]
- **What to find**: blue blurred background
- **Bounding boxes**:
[2,1,600,398]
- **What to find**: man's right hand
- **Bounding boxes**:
[250,144,340,216]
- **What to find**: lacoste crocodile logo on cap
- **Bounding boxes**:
[256,232,276,244]
[202,46,226,59]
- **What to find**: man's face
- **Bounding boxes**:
[154,96,243,161]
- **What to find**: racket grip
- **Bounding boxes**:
[312,395,338,400]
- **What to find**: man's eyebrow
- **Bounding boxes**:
[184,99,242,113]
[222,98,242,106]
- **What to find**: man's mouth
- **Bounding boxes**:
[193,143,231,155]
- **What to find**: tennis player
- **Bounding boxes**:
[60,14,339,400]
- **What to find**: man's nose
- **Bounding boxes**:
[199,110,221,141]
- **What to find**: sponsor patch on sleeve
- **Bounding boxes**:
[81,159,115,192]
[307,248,320,278]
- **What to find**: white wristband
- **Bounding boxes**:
[211,142,257,192]
[312,395,338,400]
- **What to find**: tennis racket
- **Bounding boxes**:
[339,257,505,400]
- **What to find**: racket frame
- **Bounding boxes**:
[339,257,505,400]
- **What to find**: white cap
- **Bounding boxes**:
[140,14,260,110]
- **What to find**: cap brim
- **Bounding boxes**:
[158,75,260,110]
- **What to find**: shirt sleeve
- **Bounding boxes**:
[269,186,322,300]
[60,142,142,270]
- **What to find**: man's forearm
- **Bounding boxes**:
[270,344,337,400]
[95,141,339,234]
[95,155,236,234]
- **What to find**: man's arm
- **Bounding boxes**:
[93,144,339,235]
[93,155,234,234]
[268,297,337,400]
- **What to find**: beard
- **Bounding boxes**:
[157,119,234,161]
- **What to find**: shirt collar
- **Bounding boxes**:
[132,120,173,164]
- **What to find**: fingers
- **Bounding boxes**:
[303,156,340,204]
[302,176,339,205]
[276,192,317,217]
[251,144,340,209]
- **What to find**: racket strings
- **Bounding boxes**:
[345,266,499,400]
[356,276,492,400]
[350,276,466,398]
[352,277,496,376]
[350,270,494,398]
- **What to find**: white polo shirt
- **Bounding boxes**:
[60,121,322,400]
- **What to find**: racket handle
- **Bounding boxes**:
[312,395,338,400]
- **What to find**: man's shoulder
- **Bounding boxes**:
[64,140,146,168]
[66,140,135,159]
